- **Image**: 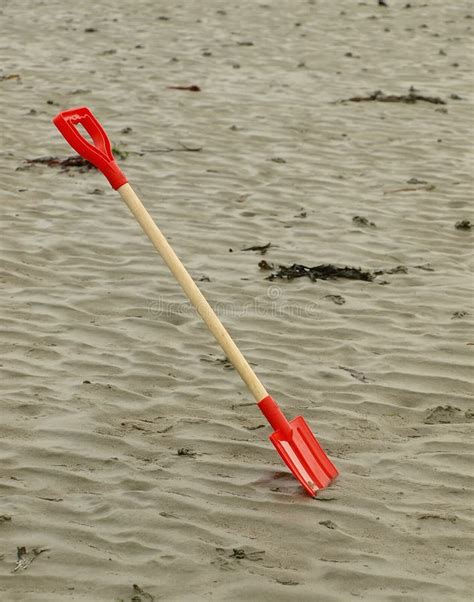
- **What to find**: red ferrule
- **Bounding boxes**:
[258,395,291,435]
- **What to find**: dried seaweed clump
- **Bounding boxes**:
[259,261,374,282]
[347,87,446,105]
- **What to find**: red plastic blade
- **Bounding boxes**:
[269,416,338,497]
[53,107,127,190]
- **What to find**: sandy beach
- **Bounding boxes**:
[1,0,473,600]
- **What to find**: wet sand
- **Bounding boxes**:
[0,1,473,600]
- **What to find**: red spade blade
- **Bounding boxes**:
[269,415,338,497]
[258,396,338,497]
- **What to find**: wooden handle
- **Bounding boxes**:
[118,183,268,402]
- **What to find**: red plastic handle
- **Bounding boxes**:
[52,107,127,190]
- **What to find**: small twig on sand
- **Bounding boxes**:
[143,143,202,153]
[383,185,436,194]
[167,85,201,92]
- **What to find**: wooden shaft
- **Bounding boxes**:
[118,183,268,402]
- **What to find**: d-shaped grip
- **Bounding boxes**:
[53,107,128,189]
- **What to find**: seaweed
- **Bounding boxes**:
[353,215,376,227]
[131,584,154,602]
[0,73,21,81]
[229,548,264,561]
[242,242,272,255]
[452,311,469,319]
[455,220,472,230]
[325,295,346,305]
[258,259,409,283]
[177,448,196,457]
[373,265,408,275]
[21,150,128,173]
[344,87,446,105]
[22,155,94,172]
[295,209,307,218]
[319,519,337,529]
[259,261,374,282]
